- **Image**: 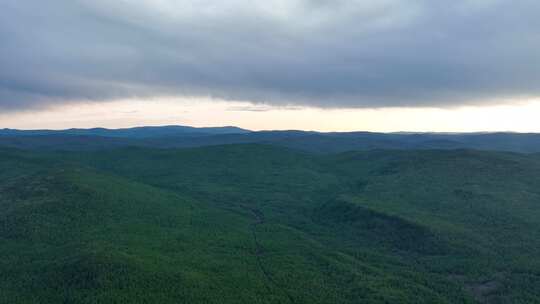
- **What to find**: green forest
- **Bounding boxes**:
[1,145,540,303]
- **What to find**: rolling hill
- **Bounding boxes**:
[2,126,540,153]
[2,144,540,303]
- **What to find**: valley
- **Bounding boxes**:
[1,144,540,303]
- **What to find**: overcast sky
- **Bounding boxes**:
[1,1,540,130]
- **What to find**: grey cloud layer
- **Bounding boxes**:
[1,0,540,109]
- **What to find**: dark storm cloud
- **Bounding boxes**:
[1,0,540,110]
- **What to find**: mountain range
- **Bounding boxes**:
[2,143,540,303]
[2,126,540,153]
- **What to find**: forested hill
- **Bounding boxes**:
[1,144,540,303]
[2,126,540,153]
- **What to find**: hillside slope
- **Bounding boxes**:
[1,146,540,303]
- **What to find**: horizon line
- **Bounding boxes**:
[0,125,533,135]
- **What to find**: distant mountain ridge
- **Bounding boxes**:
[1,125,540,153]
[0,125,250,138]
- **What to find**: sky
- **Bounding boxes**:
[1,0,540,131]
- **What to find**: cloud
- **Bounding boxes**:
[227,105,274,112]
[226,104,303,112]
[1,0,540,110]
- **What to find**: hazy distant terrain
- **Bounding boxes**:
[2,126,540,153]
[1,132,540,303]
